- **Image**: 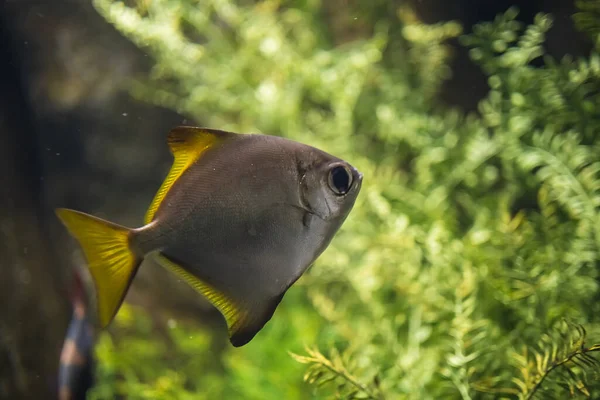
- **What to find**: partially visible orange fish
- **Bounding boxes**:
[56,126,362,346]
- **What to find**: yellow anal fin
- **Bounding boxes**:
[144,126,238,225]
[56,208,142,328]
[154,254,250,341]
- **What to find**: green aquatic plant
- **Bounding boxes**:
[89,0,600,398]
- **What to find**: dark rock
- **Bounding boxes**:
[0,16,70,400]
[0,1,221,384]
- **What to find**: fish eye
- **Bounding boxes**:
[328,165,353,196]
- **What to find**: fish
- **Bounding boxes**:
[58,270,95,400]
[56,126,362,347]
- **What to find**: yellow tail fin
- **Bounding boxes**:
[56,208,142,328]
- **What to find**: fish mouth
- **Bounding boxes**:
[351,167,363,189]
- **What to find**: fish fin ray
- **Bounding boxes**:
[155,254,250,340]
[228,270,308,346]
[144,126,237,224]
[56,208,142,328]
[229,291,287,347]
[228,268,310,346]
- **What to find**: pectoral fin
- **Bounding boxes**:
[144,126,238,224]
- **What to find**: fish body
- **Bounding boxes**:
[58,270,94,400]
[57,127,362,346]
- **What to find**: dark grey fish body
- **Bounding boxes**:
[57,127,362,347]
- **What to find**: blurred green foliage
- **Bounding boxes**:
[88,0,600,398]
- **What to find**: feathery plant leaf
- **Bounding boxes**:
[88,0,600,399]
[574,0,600,48]
[508,321,600,399]
[290,347,384,400]
[514,129,600,247]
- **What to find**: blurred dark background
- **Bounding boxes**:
[0,0,591,398]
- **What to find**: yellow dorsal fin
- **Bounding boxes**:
[144,126,237,224]
[154,254,250,338]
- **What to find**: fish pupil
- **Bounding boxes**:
[329,166,352,195]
